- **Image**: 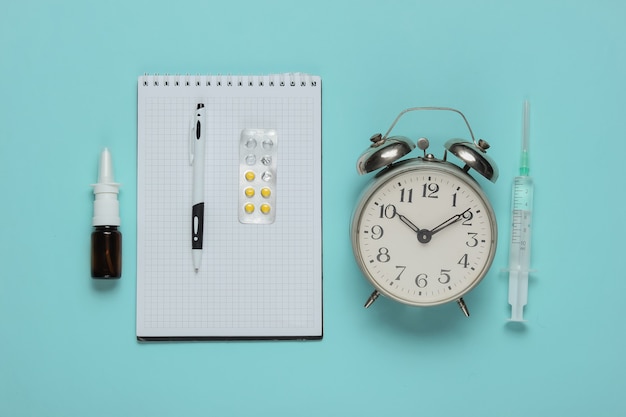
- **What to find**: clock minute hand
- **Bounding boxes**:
[430,208,471,235]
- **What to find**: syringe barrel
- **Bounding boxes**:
[509,176,533,268]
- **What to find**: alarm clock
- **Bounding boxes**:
[350,107,498,317]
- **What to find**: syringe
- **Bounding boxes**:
[507,100,534,322]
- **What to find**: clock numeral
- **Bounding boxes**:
[462,210,473,226]
[415,273,428,288]
[438,269,451,284]
[379,204,397,219]
[458,254,469,268]
[410,270,452,288]
[422,183,439,198]
[370,225,384,240]
[395,265,406,280]
[400,188,413,203]
[466,232,478,247]
[376,247,391,263]
[451,192,457,207]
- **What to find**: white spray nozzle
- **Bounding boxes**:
[97,148,117,184]
[92,148,121,226]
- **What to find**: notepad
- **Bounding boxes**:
[136,74,322,340]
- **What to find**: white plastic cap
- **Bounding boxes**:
[92,148,121,226]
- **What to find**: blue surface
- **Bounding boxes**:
[1,0,625,415]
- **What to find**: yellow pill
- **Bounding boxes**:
[245,171,255,182]
[261,187,271,198]
[245,187,255,197]
[244,203,255,214]
[260,204,271,214]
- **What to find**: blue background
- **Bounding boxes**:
[1,0,625,415]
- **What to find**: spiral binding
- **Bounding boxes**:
[140,73,318,88]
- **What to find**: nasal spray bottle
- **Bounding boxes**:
[91,148,122,278]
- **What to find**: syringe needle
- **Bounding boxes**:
[520,100,530,176]
[522,101,530,153]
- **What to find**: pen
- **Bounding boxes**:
[190,103,206,272]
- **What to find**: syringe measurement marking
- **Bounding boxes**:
[511,210,531,244]
[513,178,532,208]
[511,211,523,243]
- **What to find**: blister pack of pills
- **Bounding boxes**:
[238,128,277,224]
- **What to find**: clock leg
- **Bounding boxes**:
[364,290,380,308]
[457,298,470,317]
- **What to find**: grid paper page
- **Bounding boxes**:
[136,74,322,340]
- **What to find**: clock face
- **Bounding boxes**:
[351,160,497,306]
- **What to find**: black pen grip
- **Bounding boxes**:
[192,203,204,249]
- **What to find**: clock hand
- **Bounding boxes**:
[430,208,471,235]
[397,213,432,243]
[397,213,420,233]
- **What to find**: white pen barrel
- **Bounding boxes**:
[191,107,206,205]
[192,151,205,205]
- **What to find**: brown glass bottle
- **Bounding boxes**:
[91,225,122,278]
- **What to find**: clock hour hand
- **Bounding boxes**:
[397,213,420,233]
[397,213,432,244]
[430,208,471,235]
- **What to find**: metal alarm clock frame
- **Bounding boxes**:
[350,107,499,317]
